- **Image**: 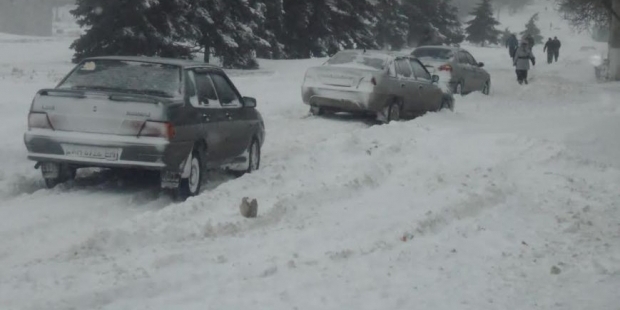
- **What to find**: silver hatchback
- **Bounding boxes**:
[301,50,454,123]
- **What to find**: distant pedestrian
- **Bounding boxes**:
[543,38,554,64]
[506,34,519,59]
[513,41,536,85]
[551,36,561,62]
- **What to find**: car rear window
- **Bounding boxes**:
[412,48,454,60]
[57,59,182,98]
[326,51,388,70]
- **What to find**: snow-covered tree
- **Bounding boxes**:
[520,13,544,44]
[557,0,620,80]
[70,0,198,63]
[402,0,464,47]
[375,0,409,50]
[465,0,500,45]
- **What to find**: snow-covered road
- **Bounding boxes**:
[1,3,620,309]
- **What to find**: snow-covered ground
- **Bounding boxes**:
[1,1,619,309]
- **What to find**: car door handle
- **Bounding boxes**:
[202,113,210,121]
[401,83,405,88]
[418,85,424,89]
[224,112,233,120]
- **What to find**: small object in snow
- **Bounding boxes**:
[240,197,258,218]
[522,241,529,246]
[551,265,562,275]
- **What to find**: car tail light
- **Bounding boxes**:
[438,64,453,72]
[138,121,175,139]
[28,112,53,130]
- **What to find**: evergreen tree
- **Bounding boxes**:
[329,0,378,53]
[465,0,501,46]
[520,13,544,44]
[282,0,313,58]
[402,0,463,47]
[375,0,409,50]
[253,0,286,59]
[70,0,198,63]
[191,0,268,69]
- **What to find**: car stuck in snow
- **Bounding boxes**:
[23,56,265,198]
[301,49,454,123]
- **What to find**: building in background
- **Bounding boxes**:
[0,0,74,36]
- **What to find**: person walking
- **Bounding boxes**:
[513,40,536,85]
[551,36,561,62]
[506,34,519,59]
[543,38,554,64]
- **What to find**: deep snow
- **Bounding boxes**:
[1,1,619,309]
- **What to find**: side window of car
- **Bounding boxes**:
[388,60,397,77]
[409,59,431,81]
[210,73,242,108]
[395,59,413,78]
[465,52,477,65]
[193,71,220,107]
[458,52,470,65]
[185,70,198,106]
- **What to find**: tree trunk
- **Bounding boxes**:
[609,0,620,80]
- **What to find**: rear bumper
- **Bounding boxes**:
[302,86,388,112]
[23,129,186,170]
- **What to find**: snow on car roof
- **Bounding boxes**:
[82,56,222,69]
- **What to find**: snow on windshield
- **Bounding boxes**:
[326,51,388,70]
[57,59,182,98]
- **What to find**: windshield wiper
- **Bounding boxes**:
[133,89,175,98]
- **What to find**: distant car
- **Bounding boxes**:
[301,49,454,123]
[412,46,491,96]
[23,56,265,198]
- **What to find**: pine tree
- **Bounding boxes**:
[329,0,378,53]
[465,0,501,46]
[282,0,313,58]
[402,0,463,47]
[70,0,198,63]
[375,0,409,50]
[191,0,267,69]
[253,0,286,59]
[520,13,544,44]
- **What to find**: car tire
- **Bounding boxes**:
[455,82,463,96]
[482,80,491,95]
[246,138,261,173]
[309,105,324,116]
[178,149,204,199]
[386,101,401,123]
[43,164,76,189]
[440,95,454,111]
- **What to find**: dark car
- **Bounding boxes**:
[301,49,454,123]
[412,46,491,95]
[23,56,265,198]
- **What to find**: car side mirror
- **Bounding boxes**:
[478,62,484,67]
[431,75,440,84]
[243,96,257,108]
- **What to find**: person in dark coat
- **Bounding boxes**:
[543,38,554,64]
[506,34,519,59]
[551,36,561,62]
[513,40,536,85]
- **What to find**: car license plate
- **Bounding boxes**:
[62,144,122,161]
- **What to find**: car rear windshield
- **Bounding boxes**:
[326,51,388,70]
[57,59,182,98]
[412,48,454,60]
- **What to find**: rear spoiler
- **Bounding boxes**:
[36,88,181,105]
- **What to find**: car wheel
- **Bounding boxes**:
[482,80,491,95]
[455,82,463,96]
[440,95,454,111]
[42,164,76,189]
[178,149,204,198]
[309,105,323,116]
[386,101,401,123]
[246,138,261,173]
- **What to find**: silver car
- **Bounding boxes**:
[301,49,454,123]
[23,56,265,198]
[412,46,491,96]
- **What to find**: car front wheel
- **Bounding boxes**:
[247,138,261,173]
[482,80,491,95]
